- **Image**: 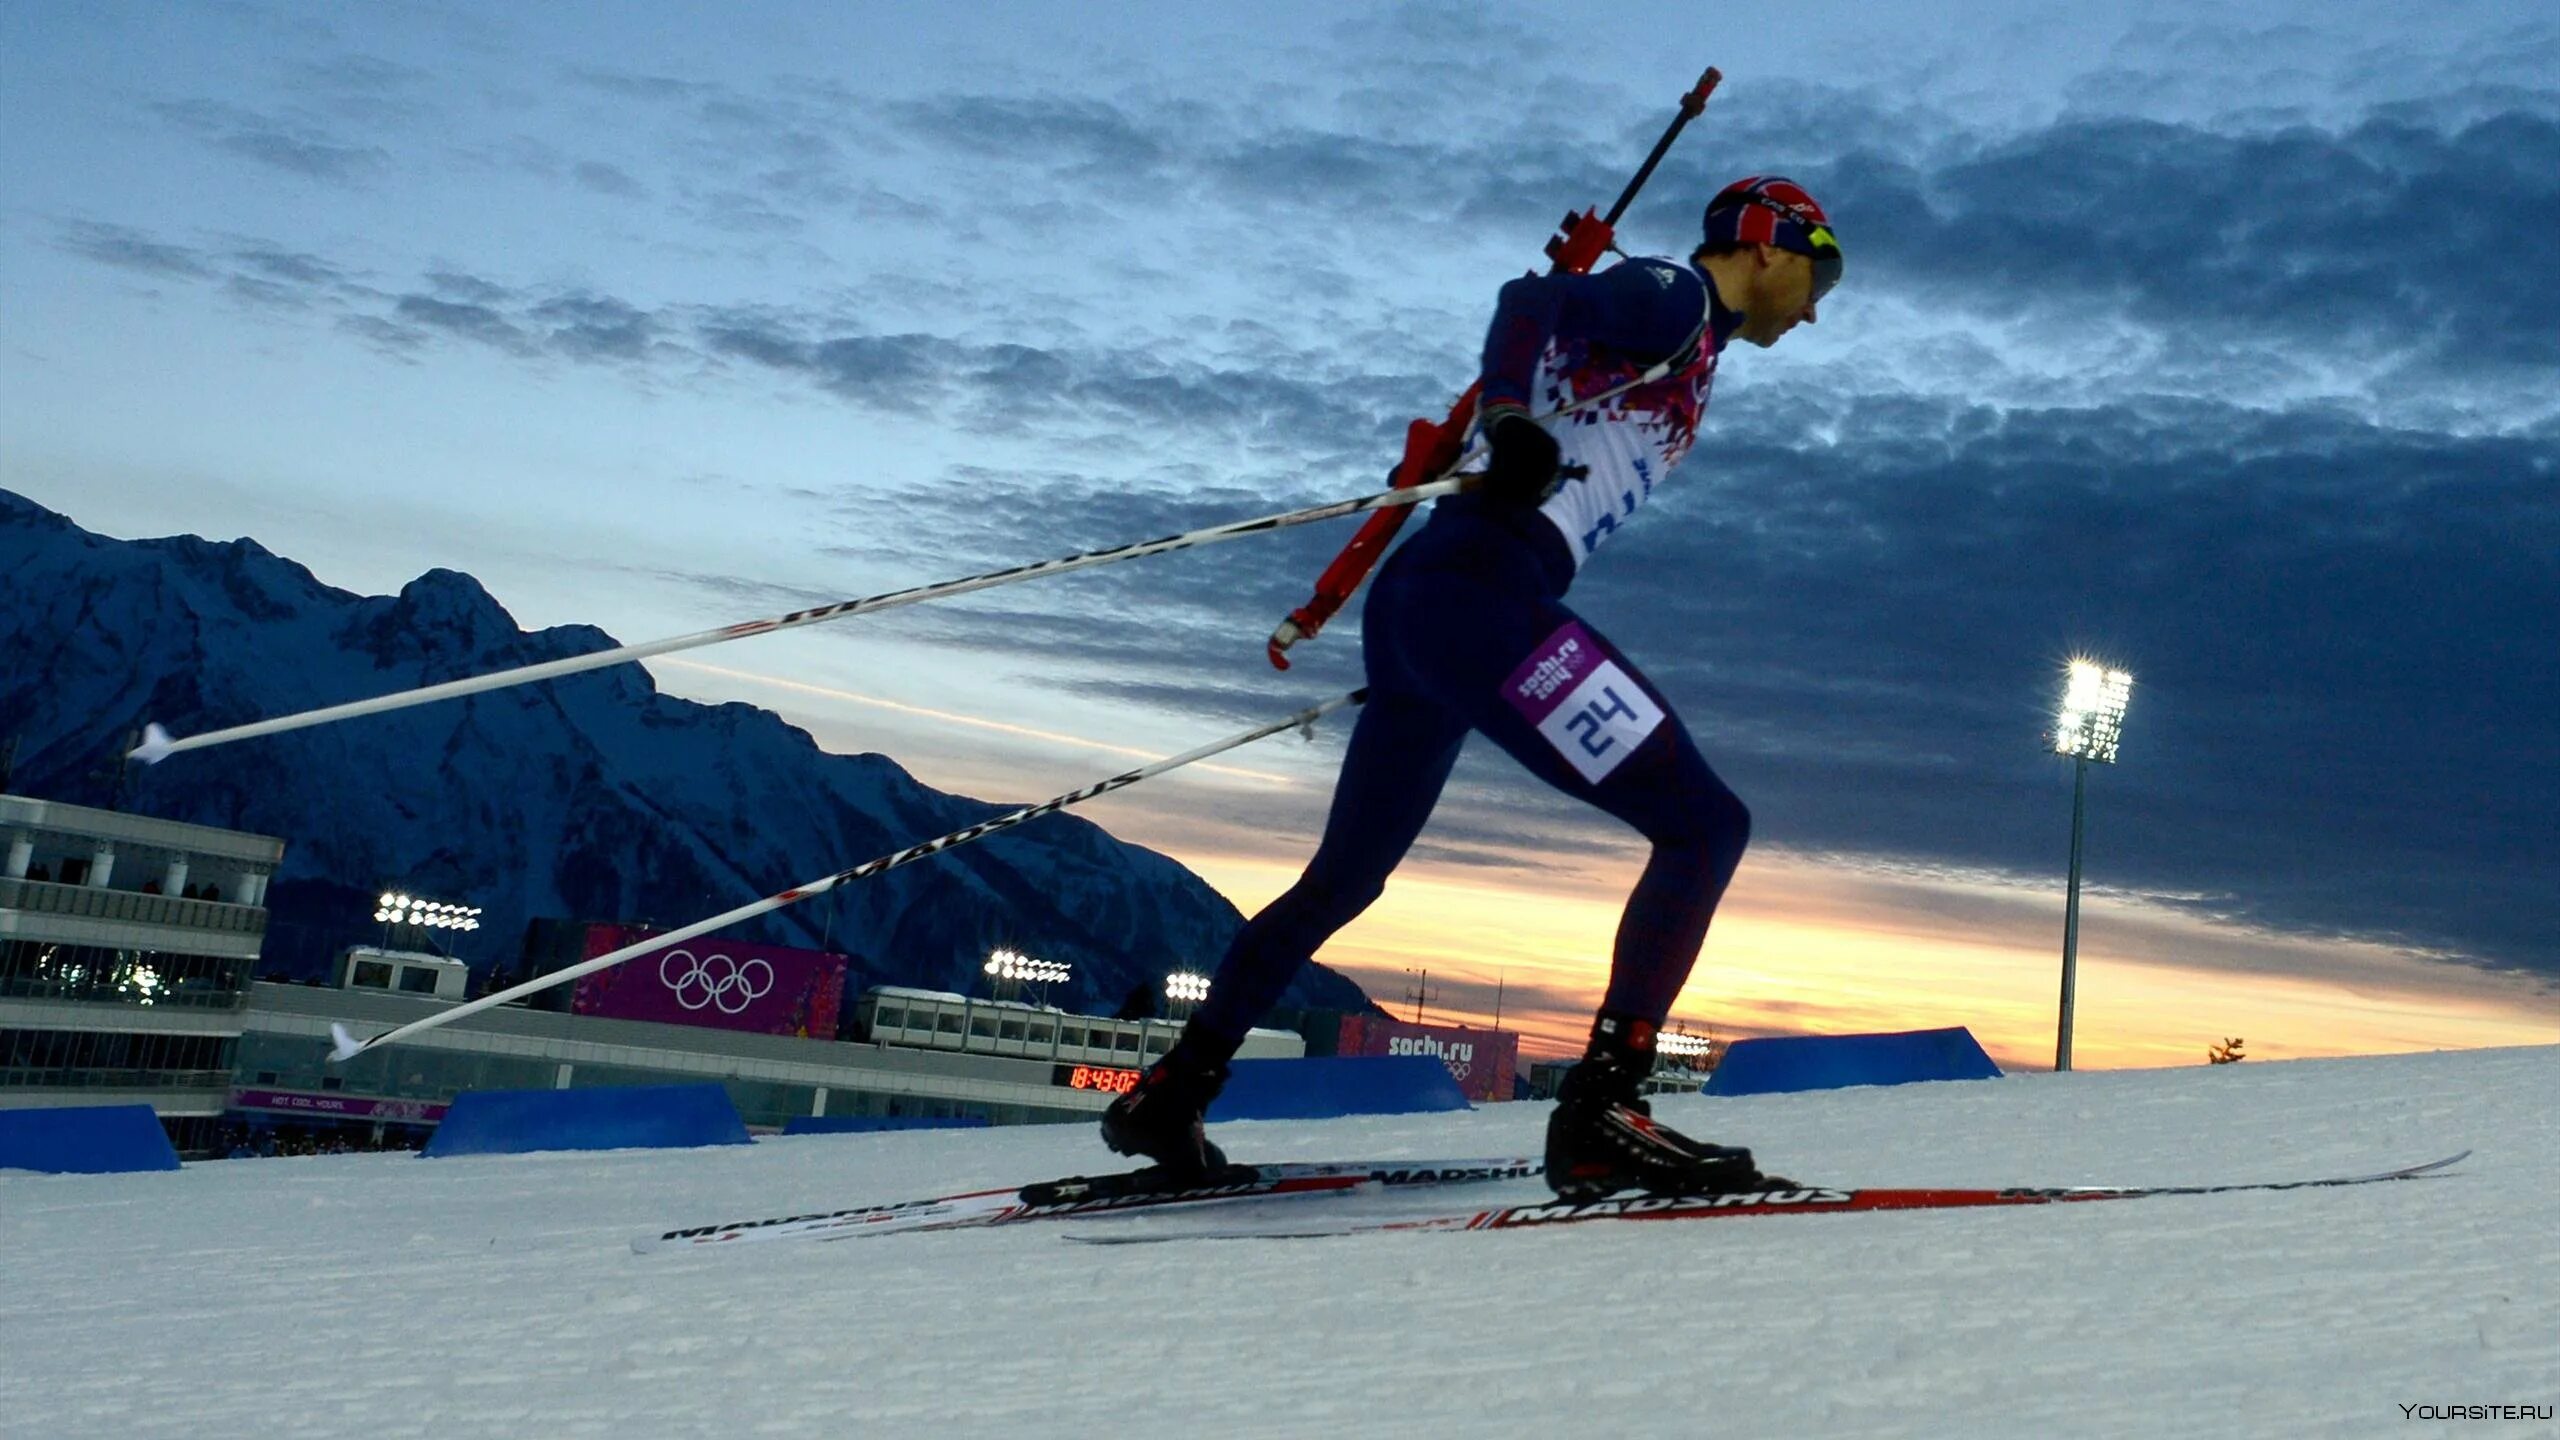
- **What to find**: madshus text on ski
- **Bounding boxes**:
[635,1152,2470,1253]
[131,67,1875,1205]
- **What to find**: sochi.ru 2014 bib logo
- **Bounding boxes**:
[659,948,774,1014]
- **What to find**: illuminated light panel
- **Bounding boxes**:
[1655,1029,1716,1059]
[986,948,1070,984]
[378,892,484,931]
[2054,659,2133,763]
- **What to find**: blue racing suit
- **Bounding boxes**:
[1187,256,1749,1052]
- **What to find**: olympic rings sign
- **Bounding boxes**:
[659,948,775,1015]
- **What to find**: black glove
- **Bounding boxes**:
[1480,409,1566,508]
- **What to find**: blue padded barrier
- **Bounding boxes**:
[1213,1055,1472,1121]
[421,1083,751,1158]
[1704,1027,2003,1096]
[782,1115,991,1136]
[0,1104,182,1174]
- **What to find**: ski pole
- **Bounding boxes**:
[326,688,1366,1062]
[128,478,1454,765]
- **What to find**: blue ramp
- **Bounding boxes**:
[0,1104,182,1174]
[1213,1056,1472,1121]
[783,1115,990,1136]
[1705,1028,2003,1096]
[422,1084,751,1158]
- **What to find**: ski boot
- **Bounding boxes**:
[1545,1013,1774,1200]
[1100,1045,1231,1181]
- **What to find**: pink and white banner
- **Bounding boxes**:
[1336,1016,1520,1102]
[568,923,846,1039]
[229,1089,448,1124]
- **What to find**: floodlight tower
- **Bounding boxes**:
[2050,659,2133,1073]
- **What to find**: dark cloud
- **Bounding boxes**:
[55,221,217,279]
[887,95,1177,177]
[530,294,657,361]
[152,98,389,182]
[232,246,347,286]
[565,68,719,105]
[424,269,514,305]
[572,160,646,198]
[391,294,530,353]
[685,310,1428,458]
[1731,105,2560,378]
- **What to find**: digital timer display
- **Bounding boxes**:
[1056,1063,1142,1094]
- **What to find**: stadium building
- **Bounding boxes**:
[0,795,284,1155]
[232,970,1303,1151]
[4,794,1310,1157]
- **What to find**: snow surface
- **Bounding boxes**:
[6,1045,2554,1439]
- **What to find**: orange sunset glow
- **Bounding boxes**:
[678,661,2560,1073]
[1171,844,2560,1071]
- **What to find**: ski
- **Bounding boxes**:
[1063,1150,2472,1244]
[632,1156,1542,1253]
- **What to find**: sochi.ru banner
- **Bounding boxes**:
[1336,1015,1520,1102]
[569,923,846,1039]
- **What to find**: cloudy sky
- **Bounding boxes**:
[6,0,2556,1066]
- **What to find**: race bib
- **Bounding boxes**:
[1502,622,1664,784]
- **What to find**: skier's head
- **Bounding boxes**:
[1695,175,1839,347]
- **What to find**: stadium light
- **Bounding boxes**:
[985,948,1070,991]
[1655,1029,1715,1061]
[1163,970,1210,1019]
[2054,660,2132,764]
[377,891,484,935]
[2050,659,2133,1073]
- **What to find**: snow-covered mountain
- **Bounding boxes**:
[0,488,1373,1016]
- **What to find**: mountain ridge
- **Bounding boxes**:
[0,487,1375,1021]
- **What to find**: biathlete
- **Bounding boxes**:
[1104,177,1843,1199]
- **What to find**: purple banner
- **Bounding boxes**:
[1336,1016,1520,1102]
[230,1089,448,1123]
[569,923,846,1039]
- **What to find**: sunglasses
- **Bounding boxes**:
[1802,225,1843,305]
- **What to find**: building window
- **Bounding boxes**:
[0,1026,232,1086]
[0,940,250,1007]
[396,966,440,995]
[352,961,394,989]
